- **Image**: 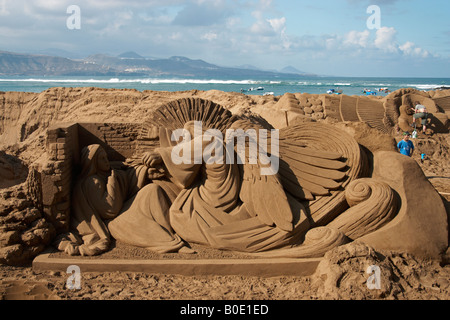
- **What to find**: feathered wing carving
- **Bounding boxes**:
[239,162,295,232]
[139,97,236,137]
[230,118,352,233]
[227,118,294,232]
[279,123,367,226]
[278,135,348,201]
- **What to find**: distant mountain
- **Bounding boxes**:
[84,53,313,79]
[280,66,309,75]
[117,51,145,59]
[0,50,316,79]
[236,64,262,71]
[33,48,85,60]
[0,51,131,76]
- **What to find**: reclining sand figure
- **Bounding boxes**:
[152,120,305,253]
[56,144,190,256]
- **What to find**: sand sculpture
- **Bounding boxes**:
[46,98,446,259]
[1,90,449,266]
[56,144,188,256]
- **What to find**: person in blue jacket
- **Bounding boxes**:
[397,132,415,157]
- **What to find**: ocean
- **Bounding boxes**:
[0,76,449,96]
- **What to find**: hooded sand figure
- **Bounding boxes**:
[56,144,189,256]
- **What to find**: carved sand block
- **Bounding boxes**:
[358,151,448,257]
[392,90,449,134]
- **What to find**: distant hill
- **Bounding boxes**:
[236,64,262,71]
[0,50,316,79]
[117,51,145,59]
[0,51,137,76]
[33,48,85,60]
[280,66,309,75]
[82,54,314,79]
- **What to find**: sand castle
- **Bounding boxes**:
[0,88,449,268]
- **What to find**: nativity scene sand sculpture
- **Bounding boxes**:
[52,97,446,260]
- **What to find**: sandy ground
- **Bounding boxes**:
[1,240,449,301]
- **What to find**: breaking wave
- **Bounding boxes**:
[0,78,259,85]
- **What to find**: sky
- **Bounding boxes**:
[0,0,449,77]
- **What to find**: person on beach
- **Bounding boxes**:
[397,132,415,157]
[412,101,428,134]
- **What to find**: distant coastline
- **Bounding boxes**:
[0,50,313,79]
[1,50,449,97]
[0,75,449,97]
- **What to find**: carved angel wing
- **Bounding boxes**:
[234,118,354,232]
[278,139,347,201]
[239,163,295,232]
[230,118,295,232]
[278,123,362,207]
[139,97,236,136]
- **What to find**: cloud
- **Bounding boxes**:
[250,19,275,36]
[267,17,286,34]
[0,0,445,76]
[310,26,433,64]
[346,0,404,6]
[344,30,370,48]
[374,26,398,52]
[0,0,10,16]
[172,0,234,26]
[201,32,218,41]
[399,41,430,58]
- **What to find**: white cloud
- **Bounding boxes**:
[267,17,286,33]
[172,0,234,26]
[374,26,398,52]
[344,30,370,48]
[249,0,282,36]
[259,0,273,9]
[170,32,182,41]
[399,41,430,58]
[319,26,433,63]
[33,0,67,11]
[201,32,218,41]
[225,16,240,28]
[0,0,10,16]
[0,0,444,76]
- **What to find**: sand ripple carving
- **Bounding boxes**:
[328,178,398,240]
[250,226,348,258]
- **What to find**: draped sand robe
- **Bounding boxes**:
[66,144,129,256]
[63,144,185,256]
[158,135,309,253]
[108,181,185,253]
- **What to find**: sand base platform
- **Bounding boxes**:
[32,251,321,277]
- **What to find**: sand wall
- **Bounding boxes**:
[1,88,449,154]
